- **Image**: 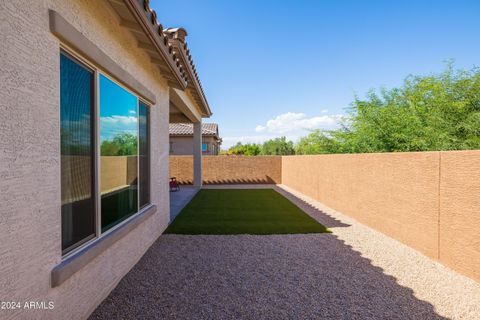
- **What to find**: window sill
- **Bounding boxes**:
[51,204,157,288]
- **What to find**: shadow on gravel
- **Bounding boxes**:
[90,236,448,319]
[274,187,351,229]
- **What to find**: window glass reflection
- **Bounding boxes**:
[139,102,150,208]
[100,75,138,231]
[60,52,96,253]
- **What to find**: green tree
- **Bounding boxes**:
[295,130,343,154]
[295,64,480,154]
[101,132,138,156]
[260,137,295,155]
[227,142,261,156]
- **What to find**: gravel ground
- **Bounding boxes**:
[89,185,480,320]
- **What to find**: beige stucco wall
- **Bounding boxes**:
[0,1,170,319]
[170,156,282,184]
[170,136,219,155]
[281,151,480,282]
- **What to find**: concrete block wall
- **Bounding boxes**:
[170,152,480,282]
[438,151,480,282]
[170,155,194,184]
[170,155,282,184]
[281,151,480,282]
[100,156,138,192]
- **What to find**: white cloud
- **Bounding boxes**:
[222,111,345,149]
[100,115,138,125]
[100,116,138,141]
[222,135,276,145]
[255,112,343,134]
[255,125,266,132]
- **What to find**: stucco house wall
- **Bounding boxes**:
[0,1,170,319]
[170,135,219,155]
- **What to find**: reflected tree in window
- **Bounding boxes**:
[99,75,138,231]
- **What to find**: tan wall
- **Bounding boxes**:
[170,156,282,184]
[101,156,128,192]
[101,156,138,192]
[62,156,139,203]
[281,151,480,282]
[170,155,194,183]
[439,151,480,282]
[61,156,92,204]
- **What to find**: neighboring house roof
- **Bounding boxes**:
[108,0,211,117]
[169,123,220,140]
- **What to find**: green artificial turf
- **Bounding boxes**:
[165,189,329,235]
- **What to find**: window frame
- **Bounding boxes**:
[202,142,209,152]
[61,45,152,259]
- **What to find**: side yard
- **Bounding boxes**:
[90,185,480,320]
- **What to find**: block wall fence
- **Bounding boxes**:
[62,156,139,204]
[170,151,480,282]
[170,155,282,184]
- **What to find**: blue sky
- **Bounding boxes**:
[152,0,480,148]
[100,75,138,142]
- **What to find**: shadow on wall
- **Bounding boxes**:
[178,176,277,185]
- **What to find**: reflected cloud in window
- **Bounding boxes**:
[99,75,138,232]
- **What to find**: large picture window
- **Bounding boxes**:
[60,50,151,255]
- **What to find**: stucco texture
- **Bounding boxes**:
[170,136,219,155]
[0,1,170,319]
[170,156,282,184]
[439,151,480,282]
[281,151,480,282]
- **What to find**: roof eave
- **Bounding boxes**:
[123,0,188,90]
[170,39,212,117]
